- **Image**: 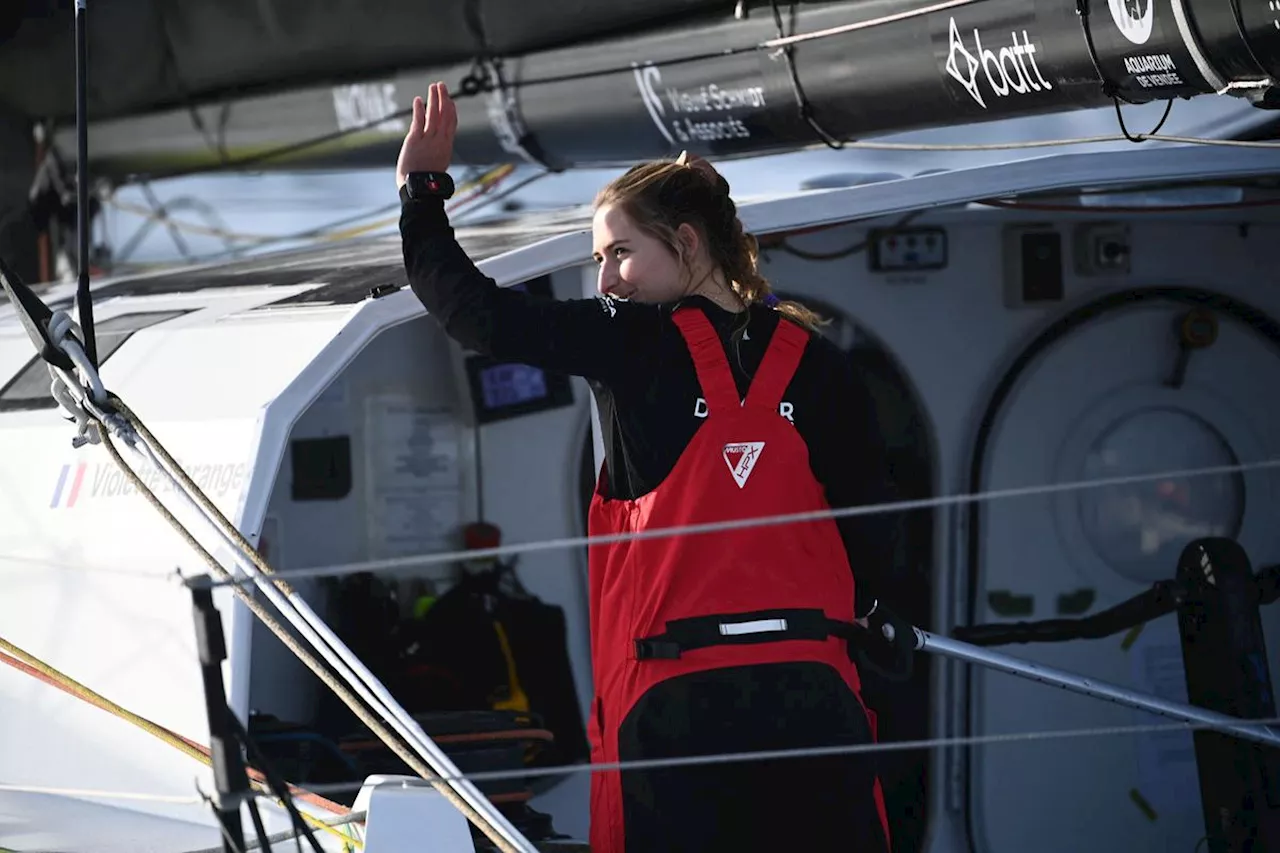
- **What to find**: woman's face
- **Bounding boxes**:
[591,204,691,304]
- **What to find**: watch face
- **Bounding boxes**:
[410,172,452,199]
[416,175,442,194]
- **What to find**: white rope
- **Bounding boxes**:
[45,310,107,408]
[195,456,1280,588]
[43,310,113,450]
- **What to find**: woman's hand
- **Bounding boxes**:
[396,81,458,190]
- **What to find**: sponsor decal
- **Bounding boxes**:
[331,82,406,133]
[944,17,1053,109]
[723,442,765,489]
[49,462,87,509]
[1109,0,1154,46]
[633,63,765,144]
[1105,0,1185,89]
[50,459,248,509]
[1123,52,1184,88]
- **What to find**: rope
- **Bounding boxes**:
[91,394,525,853]
[194,457,1280,589]
[0,644,360,848]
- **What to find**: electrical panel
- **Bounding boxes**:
[869,227,948,273]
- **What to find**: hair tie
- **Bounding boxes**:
[762,293,780,309]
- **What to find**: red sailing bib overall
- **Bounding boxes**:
[586,307,890,853]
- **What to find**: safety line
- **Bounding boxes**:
[274,711,1280,793]
[193,457,1280,589]
[8,711,1273,805]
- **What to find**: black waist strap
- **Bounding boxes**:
[634,608,858,661]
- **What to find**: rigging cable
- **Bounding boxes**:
[72,0,95,368]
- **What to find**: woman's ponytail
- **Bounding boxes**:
[724,224,825,330]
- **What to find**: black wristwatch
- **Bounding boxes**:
[400,171,456,203]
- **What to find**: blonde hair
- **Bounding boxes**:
[593,159,824,330]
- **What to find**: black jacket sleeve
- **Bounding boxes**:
[807,353,898,620]
[400,197,658,383]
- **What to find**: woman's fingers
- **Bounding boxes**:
[443,85,458,139]
[425,83,441,136]
[410,95,425,137]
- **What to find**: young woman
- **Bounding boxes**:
[398,82,901,853]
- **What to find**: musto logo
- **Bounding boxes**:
[633,63,765,144]
[50,459,248,509]
[945,17,1053,109]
